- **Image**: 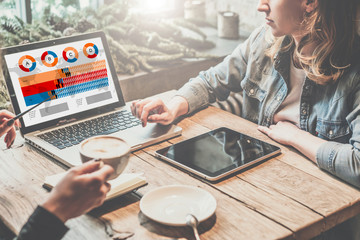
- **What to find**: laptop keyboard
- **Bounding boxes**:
[38,110,141,149]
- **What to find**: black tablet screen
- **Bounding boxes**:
[156,127,280,178]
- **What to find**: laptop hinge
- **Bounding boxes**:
[56,118,78,126]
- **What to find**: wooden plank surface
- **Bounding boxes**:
[183,106,360,239]
[0,92,359,239]
[144,118,324,239]
[0,137,292,239]
[103,150,292,240]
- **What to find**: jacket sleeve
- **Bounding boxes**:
[15,205,69,240]
[316,70,360,188]
[176,26,268,114]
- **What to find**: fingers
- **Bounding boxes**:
[93,182,112,207]
[130,100,140,117]
[71,160,114,185]
[0,120,14,139]
[0,110,19,140]
[136,99,153,119]
[131,99,151,118]
[14,119,21,128]
[131,98,166,127]
[104,182,111,193]
[75,159,103,174]
[0,110,16,121]
[5,128,16,148]
[140,100,162,127]
[257,125,270,135]
[136,101,146,119]
[148,112,171,125]
[86,164,114,183]
[258,125,278,141]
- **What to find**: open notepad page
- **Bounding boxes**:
[44,172,147,201]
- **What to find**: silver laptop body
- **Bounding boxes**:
[1,31,181,167]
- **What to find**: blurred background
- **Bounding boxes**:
[0,0,263,109]
[0,0,262,32]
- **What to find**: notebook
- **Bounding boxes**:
[44,172,147,200]
[1,31,182,167]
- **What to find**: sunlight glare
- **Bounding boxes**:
[145,0,168,11]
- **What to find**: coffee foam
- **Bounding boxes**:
[81,136,129,159]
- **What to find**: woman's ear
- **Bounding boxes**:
[304,0,318,13]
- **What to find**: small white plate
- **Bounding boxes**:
[140,185,217,226]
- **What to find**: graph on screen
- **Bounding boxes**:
[4,37,119,127]
[19,60,108,106]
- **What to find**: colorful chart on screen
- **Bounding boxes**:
[41,51,58,67]
[19,59,109,106]
[4,36,120,128]
[18,55,36,72]
[63,47,79,63]
[83,43,98,58]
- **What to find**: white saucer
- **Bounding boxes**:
[140,185,217,226]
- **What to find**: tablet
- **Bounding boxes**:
[155,127,281,181]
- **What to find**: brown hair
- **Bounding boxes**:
[267,0,360,85]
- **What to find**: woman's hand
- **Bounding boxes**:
[257,121,327,163]
[0,110,21,148]
[257,121,301,146]
[42,160,114,222]
[131,97,176,127]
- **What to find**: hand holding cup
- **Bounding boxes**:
[79,135,130,180]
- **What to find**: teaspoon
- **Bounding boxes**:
[186,214,201,240]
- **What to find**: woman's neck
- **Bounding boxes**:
[292,31,316,57]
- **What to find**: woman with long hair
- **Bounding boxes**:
[132,0,360,188]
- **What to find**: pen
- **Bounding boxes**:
[7,88,66,126]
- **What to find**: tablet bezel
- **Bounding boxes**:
[155,127,281,182]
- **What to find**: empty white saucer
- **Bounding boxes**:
[140,185,217,226]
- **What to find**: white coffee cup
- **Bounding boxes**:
[79,135,130,180]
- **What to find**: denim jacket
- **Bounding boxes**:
[177,26,360,188]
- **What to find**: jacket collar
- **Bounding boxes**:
[273,36,293,83]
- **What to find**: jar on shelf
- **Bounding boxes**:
[217,11,239,39]
[184,1,206,20]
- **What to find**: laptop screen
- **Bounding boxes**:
[2,32,123,130]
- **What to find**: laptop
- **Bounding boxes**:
[1,31,182,167]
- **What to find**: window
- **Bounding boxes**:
[0,0,105,23]
[129,0,181,19]
[0,0,17,18]
[0,0,31,22]
[131,0,175,12]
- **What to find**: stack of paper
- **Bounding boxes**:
[44,172,147,200]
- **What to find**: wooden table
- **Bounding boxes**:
[1,92,360,240]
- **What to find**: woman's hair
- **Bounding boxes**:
[267,0,360,85]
